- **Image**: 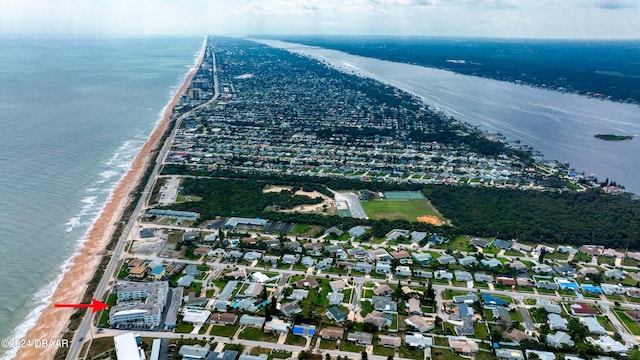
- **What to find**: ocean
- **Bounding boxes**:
[257,38,640,194]
[0,36,202,358]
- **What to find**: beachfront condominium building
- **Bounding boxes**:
[109,281,169,329]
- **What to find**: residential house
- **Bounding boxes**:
[470,238,489,248]
[428,234,445,245]
[281,254,298,265]
[405,333,432,349]
[324,227,344,237]
[547,331,574,348]
[300,256,315,267]
[372,296,397,312]
[243,251,262,262]
[496,277,516,287]
[580,317,607,335]
[410,231,428,243]
[329,279,346,292]
[455,270,473,282]
[537,299,562,314]
[557,245,578,254]
[448,338,479,355]
[413,270,433,279]
[437,254,456,265]
[326,306,347,323]
[239,315,265,328]
[533,264,554,274]
[373,284,393,296]
[511,243,532,253]
[294,277,319,288]
[210,313,237,325]
[364,310,392,329]
[604,269,624,280]
[509,261,528,272]
[320,327,344,340]
[225,250,243,260]
[347,247,367,258]
[317,258,334,271]
[579,245,604,257]
[458,256,478,267]
[482,293,508,306]
[411,252,432,265]
[601,283,625,295]
[525,351,556,360]
[348,226,366,238]
[395,266,412,277]
[495,349,525,360]
[391,250,411,260]
[404,315,435,333]
[480,258,502,268]
[369,249,392,262]
[537,280,559,291]
[327,292,344,305]
[502,328,532,344]
[492,239,512,250]
[453,294,478,304]
[354,261,373,273]
[280,301,302,317]
[288,289,309,301]
[434,270,453,281]
[292,324,316,338]
[588,335,628,354]
[264,318,292,334]
[492,307,512,325]
[407,298,422,315]
[375,262,392,274]
[347,332,373,345]
[454,319,475,336]
[378,334,401,348]
[570,303,597,316]
[548,314,568,331]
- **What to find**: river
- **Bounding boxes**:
[257,39,640,194]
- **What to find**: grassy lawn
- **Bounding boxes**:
[360,300,374,316]
[400,345,425,360]
[614,308,640,335]
[443,289,471,300]
[198,324,211,334]
[239,327,280,342]
[572,252,593,263]
[285,334,307,346]
[209,324,239,337]
[175,322,194,333]
[474,323,489,339]
[545,251,569,260]
[476,350,497,360]
[510,309,524,323]
[623,257,640,267]
[373,342,396,357]
[340,341,366,353]
[291,224,323,237]
[598,316,616,332]
[269,351,293,360]
[598,256,617,266]
[483,246,500,255]
[434,235,473,252]
[361,199,446,223]
[319,338,337,350]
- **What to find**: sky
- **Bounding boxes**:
[1,0,638,39]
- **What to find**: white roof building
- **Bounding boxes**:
[114,333,144,360]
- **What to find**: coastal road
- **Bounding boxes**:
[66,40,215,360]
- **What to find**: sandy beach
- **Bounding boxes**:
[13,45,204,360]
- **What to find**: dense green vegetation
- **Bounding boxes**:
[424,185,640,249]
[594,134,635,141]
[162,171,640,250]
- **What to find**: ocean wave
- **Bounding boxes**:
[0,254,73,360]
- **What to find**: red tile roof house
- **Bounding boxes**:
[570,303,597,316]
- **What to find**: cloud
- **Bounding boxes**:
[594,0,637,9]
[369,0,436,6]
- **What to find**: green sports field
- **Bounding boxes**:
[361,199,447,224]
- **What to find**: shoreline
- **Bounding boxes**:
[12,41,205,360]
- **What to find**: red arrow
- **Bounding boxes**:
[55,298,109,313]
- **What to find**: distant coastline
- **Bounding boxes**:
[594,134,635,141]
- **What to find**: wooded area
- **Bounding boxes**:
[162,172,640,250]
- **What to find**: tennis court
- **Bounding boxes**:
[382,191,426,200]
